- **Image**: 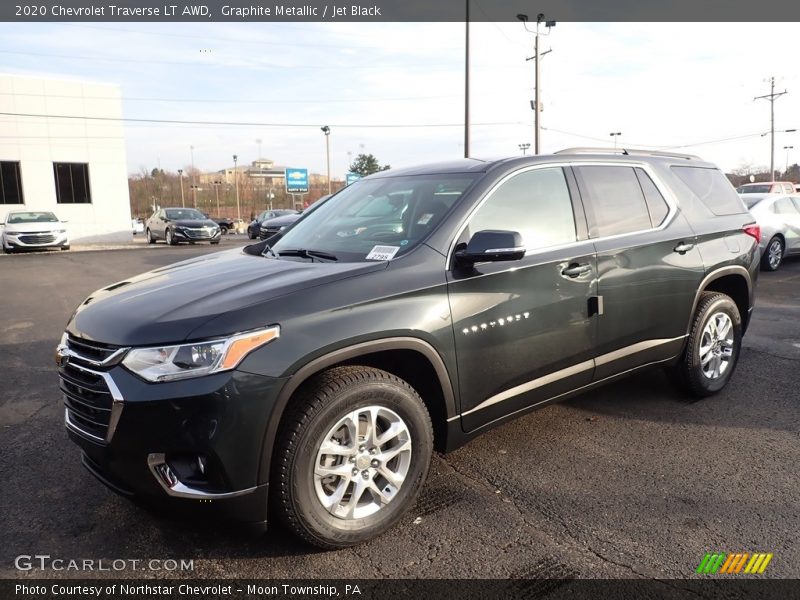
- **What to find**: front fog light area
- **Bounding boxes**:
[121,326,280,383]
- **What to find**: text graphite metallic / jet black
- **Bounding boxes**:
[58,149,759,548]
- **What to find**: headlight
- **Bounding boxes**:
[279,226,287,231]
[54,229,66,234]
[121,326,279,382]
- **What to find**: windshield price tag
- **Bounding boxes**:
[366,245,401,261]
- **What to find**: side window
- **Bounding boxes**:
[574,166,651,237]
[634,168,670,226]
[671,166,745,216]
[783,183,794,194]
[465,167,576,251]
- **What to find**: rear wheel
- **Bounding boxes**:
[671,292,742,398]
[273,366,433,549]
[220,225,228,235]
[761,236,784,271]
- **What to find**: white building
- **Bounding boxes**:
[0,74,131,243]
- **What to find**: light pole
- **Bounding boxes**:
[518,13,556,155]
[212,180,222,215]
[519,143,530,155]
[321,126,331,195]
[233,154,241,225]
[784,145,794,175]
[190,145,198,207]
[464,0,470,158]
[610,132,622,149]
[177,169,185,207]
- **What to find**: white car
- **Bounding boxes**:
[1,210,70,253]
[742,193,800,271]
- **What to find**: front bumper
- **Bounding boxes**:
[172,228,221,242]
[61,360,288,527]
[3,231,69,249]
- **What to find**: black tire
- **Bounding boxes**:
[761,236,784,271]
[672,292,742,399]
[146,228,156,245]
[3,245,13,254]
[272,366,433,549]
[165,228,177,246]
[211,241,220,245]
[60,245,70,251]
[248,228,257,240]
[220,226,228,235]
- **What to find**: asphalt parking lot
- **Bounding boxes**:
[1,241,798,579]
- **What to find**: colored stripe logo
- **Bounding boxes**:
[696,552,773,574]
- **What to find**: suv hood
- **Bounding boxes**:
[68,249,386,346]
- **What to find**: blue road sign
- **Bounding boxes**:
[285,168,309,193]
[346,172,362,186]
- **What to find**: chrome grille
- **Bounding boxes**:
[19,234,56,244]
[66,335,121,364]
[184,227,213,239]
[60,363,114,443]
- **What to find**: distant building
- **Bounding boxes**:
[0,73,132,242]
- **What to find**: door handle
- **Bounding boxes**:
[673,242,695,254]
[561,263,592,278]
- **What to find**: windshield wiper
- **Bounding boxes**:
[277,248,338,262]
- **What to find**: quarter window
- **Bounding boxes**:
[53,163,91,204]
[634,168,670,226]
[774,197,800,215]
[465,167,576,251]
[671,166,744,216]
[0,161,23,205]
[574,166,652,237]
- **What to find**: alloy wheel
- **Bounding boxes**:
[699,311,734,380]
[768,239,782,270]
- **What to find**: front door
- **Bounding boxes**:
[447,166,599,432]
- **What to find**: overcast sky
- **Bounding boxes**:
[1,22,799,176]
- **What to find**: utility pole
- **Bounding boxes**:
[518,143,530,155]
[464,0,470,158]
[177,169,185,207]
[212,180,221,216]
[784,146,794,175]
[518,13,555,155]
[755,77,787,179]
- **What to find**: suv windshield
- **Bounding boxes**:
[271,174,477,262]
[8,211,59,224]
[165,208,205,220]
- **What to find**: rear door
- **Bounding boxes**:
[573,164,704,380]
[447,165,599,432]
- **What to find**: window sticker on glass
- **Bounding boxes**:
[366,245,401,261]
[417,213,434,225]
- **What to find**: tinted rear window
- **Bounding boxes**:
[574,166,652,237]
[672,167,745,216]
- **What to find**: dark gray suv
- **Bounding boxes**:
[60,148,759,549]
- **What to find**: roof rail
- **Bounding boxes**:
[554,147,702,161]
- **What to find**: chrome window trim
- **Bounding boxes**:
[61,361,124,444]
[446,160,680,266]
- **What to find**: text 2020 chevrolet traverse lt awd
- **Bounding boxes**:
[58,149,759,548]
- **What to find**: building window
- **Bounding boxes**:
[53,163,92,204]
[0,161,23,204]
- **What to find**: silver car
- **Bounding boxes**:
[1,210,70,253]
[742,193,800,271]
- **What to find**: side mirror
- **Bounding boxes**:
[456,230,526,265]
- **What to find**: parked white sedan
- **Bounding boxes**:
[1,210,70,253]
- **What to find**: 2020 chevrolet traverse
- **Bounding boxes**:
[59,149,759,548]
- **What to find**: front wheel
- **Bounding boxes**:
[761,236,784,271]
[220,226,228,235]
[273,366,433,549]
[671,292,742,398]
[165,229,176,246]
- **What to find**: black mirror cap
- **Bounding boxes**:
[457,230,526,264]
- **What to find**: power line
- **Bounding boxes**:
[0,111,522,129]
